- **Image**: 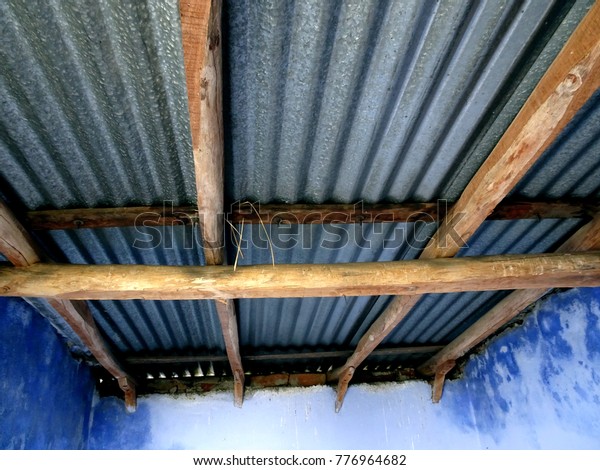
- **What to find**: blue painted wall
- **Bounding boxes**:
[88,287,600,450]
[0,297,95,449]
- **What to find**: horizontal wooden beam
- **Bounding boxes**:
[231,200,598,224]
[419,213,600,378]
[1,203,46,265]
[125,344,445,365]
[0,252,598,300]
[24,205,198,230]
[23,200,598,230]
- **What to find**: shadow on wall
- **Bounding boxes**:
[0,297,96,449]
[88,287,600,450]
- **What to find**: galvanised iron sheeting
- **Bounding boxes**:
[42,227,225,354]
[0,0,195,210]
[225,0,593,204]
[233,222,436,351]
[233,218,583,352]
[383,218,585,345]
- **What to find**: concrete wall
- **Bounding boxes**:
[89,287,600,450]
[0,297,95,449]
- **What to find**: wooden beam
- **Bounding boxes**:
[431,360,455,404]
[0,252,598,300]
[182,0,224,266]
[0,200,136,410]
[231,200,598,225]
[418,213,600,379]
[125,344,445,365]
[182,0,244,406]
[214,299,245,407]
[23,199,598,230]
[0,203,45,265]
[331,3,600,410]
[25,205,198,230]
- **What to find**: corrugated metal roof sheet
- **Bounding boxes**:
[225,0,594,204]
[0,0,195,210]
[232,218,584,355]
[40,227,225,354]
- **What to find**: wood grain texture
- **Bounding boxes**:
[419,214,600,377]
[24,200,598,230]
[181,0,211,150]
[182,0,224,265]
[0,252,598,300]
[214,299,245,407]
[25,205,198,230]
[0,201,44,265]
[431,360,455,404]
[182,0,243,406]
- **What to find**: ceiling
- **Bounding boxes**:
[0,0,599,406]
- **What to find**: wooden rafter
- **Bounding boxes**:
[22,199,599,230]
[418,213,600,401]
[0,251,598,300]
[182,0,224,266]
[330,3,600,411]
[181,0,245,406]
[0,200,137,411]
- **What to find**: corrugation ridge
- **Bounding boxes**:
[0,1,107,207]
[40,0,130,205]
[440,0,583,200]
[0,0,195,209]
[334,0,431,202]
[402,0,526,200]
[225,0,251,201]
[137,300,176,351]
[51,1,137,205]
[88,302,134,352]
[96,0,164,201]
[384,1,485,200]
[124,300,165,351]
[314,0,391,203]
[294,0,343,203]
[143,0,196,202]
[273,0,341,202]
[92,301,147,352]
[429,291,510,343]
[303,0,385,203]
[126,0,178,201]
[415,292,494,344]
[0,131,49,210]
